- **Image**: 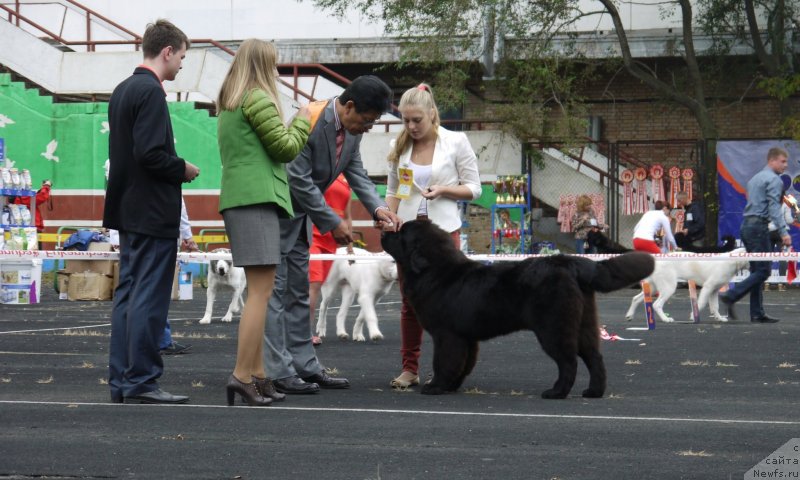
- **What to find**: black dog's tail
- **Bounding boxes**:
[586,252,655,293]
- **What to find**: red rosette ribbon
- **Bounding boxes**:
[650,164,665,203]
[621,169,635,215]
[668,166,682,208]
[681,168,694,203]
[634,167,648,213]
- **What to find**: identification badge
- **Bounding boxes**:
[396,167,413,199]
[686,213,693,222]
[589,219,597,226]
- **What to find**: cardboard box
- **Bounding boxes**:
[0,260,42,304]
[67,272,113,301]
[65,242,116,276]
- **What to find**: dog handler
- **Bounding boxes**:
[385,84,482,389]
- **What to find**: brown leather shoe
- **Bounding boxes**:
[252,376,286,402]
[226,375,272,407]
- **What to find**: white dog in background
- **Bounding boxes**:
[626,248,749,323]
[199,248,247,324]
[316,247,398,342]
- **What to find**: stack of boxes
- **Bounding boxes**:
[59,242,118,301]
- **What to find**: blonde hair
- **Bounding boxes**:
[387,83,441,164]
[576,195,593,212]
[216,39,283,118]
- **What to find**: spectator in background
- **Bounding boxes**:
[764,189,797,292]
[674,191,704,248]
[571,194,603,254]
[14,179,52,232]
[632,201,677,254]
[309,174,352,346]
[720,147,792,323]
[159,197,196,355]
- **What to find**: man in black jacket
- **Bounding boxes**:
[675,191,705,248]
[103,19,200,404]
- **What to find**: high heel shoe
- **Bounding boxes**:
[226,374,272,407]
[252,376,286,402]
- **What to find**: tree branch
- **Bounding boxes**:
[744,0,779,73]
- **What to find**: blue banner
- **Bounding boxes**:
[717,140,800,249]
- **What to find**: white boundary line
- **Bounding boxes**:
[0,400,797,426]
[0,323,111,335]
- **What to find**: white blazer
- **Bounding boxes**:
[387,126,482,232]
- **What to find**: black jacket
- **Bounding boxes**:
[683,201,705,242]
[103,67,185,238]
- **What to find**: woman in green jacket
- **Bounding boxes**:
[217,39,310,406]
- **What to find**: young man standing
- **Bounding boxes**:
[104,19,200,404]
[720,147,792,323]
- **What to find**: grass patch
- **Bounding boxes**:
[79,361,95,369]
[463,386,486,395]
[60,329,108,337]
[325,367,340,376]
[181,332,229,340]
[680,360,709,367]
[509,390,525,396]
[607,393,624,399]
[98,378,108,385]
[715,362,738,368]
[777,362,797,369]
[625,359,641,365]
[678,449,713,457]
[191,381,204,388]
[36,375,54,384]
[0,377,11,383]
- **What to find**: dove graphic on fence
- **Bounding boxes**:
[0,113,15,128]
[41,139,59,162]
[100,121,109,134]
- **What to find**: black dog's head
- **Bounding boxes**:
[381,219,465,275]
[586,230,631,254]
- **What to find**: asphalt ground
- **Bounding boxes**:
[1,280,799,480]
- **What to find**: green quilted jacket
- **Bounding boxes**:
[217,88,310,216]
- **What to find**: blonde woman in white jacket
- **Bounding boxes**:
[385,84,482,389]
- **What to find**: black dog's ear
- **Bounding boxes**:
[409,252,429,273]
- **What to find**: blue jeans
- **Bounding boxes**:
[575,238,586,254]
[726,217,770,318]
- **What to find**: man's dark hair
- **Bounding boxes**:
[339,75,393,114]
[142,19,190,59]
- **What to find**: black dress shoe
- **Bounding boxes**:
[273,376,320,394]
[751,315,780,323]
[110,394,123,404]
[719,295,738,321]
[124,388,189,404]
[160,341,192,355]
[302,371,350,389]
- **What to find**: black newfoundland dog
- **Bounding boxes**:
[381,220,655,399]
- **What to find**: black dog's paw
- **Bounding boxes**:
[581,388,604,399]
[420,383,445,395]
[541,388,569,399]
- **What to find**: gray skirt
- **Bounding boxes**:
[222,204,282,267]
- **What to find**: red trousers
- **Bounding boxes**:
[398,229,461,375]
[632,237,662,254]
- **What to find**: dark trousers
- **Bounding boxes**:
[108,232,177,399]
[726,217,770,318]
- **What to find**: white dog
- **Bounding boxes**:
[625,248,748,323]
[316,247,398,342]
[199,248,247,324]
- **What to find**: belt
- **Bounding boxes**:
[743,216,768,224]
